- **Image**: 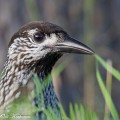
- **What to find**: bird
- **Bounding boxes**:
[0,21,94,119]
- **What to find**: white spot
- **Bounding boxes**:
[27,29,38,36]
[5,85,9,91]
[44,33,58,46]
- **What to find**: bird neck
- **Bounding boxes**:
[1,58,34,84]
[34,53,62,116]
[0,58,34,108]
[0,53,62,112]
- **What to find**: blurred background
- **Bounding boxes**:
[0,0,120,119]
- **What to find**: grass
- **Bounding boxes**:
[1,54,120,120]
[96,55,119,120]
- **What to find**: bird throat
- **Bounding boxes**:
[35,53,62,79]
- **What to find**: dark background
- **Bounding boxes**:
[0,0,120,118]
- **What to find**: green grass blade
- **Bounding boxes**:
[80,105,86,120]
[95,54,120,81]
[48,107,60,120]
[69,103,75,120]
[59,104,69,120]
[32,74,44,107]
[74,103,80,120]
[96,62,119,120]
[87,109,92,120]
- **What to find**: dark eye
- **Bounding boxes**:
[34,32,44,42]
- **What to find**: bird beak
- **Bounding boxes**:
[55,36,94,54]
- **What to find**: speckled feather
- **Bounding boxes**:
[0,21,66,118]
[0,21,93,120]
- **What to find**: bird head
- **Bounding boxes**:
[0,21,94,109]
[8,21,94,71]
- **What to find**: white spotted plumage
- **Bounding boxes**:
[0,21,93,119]
[0,27,61,110]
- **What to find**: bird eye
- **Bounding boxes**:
[33,32,44,42]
